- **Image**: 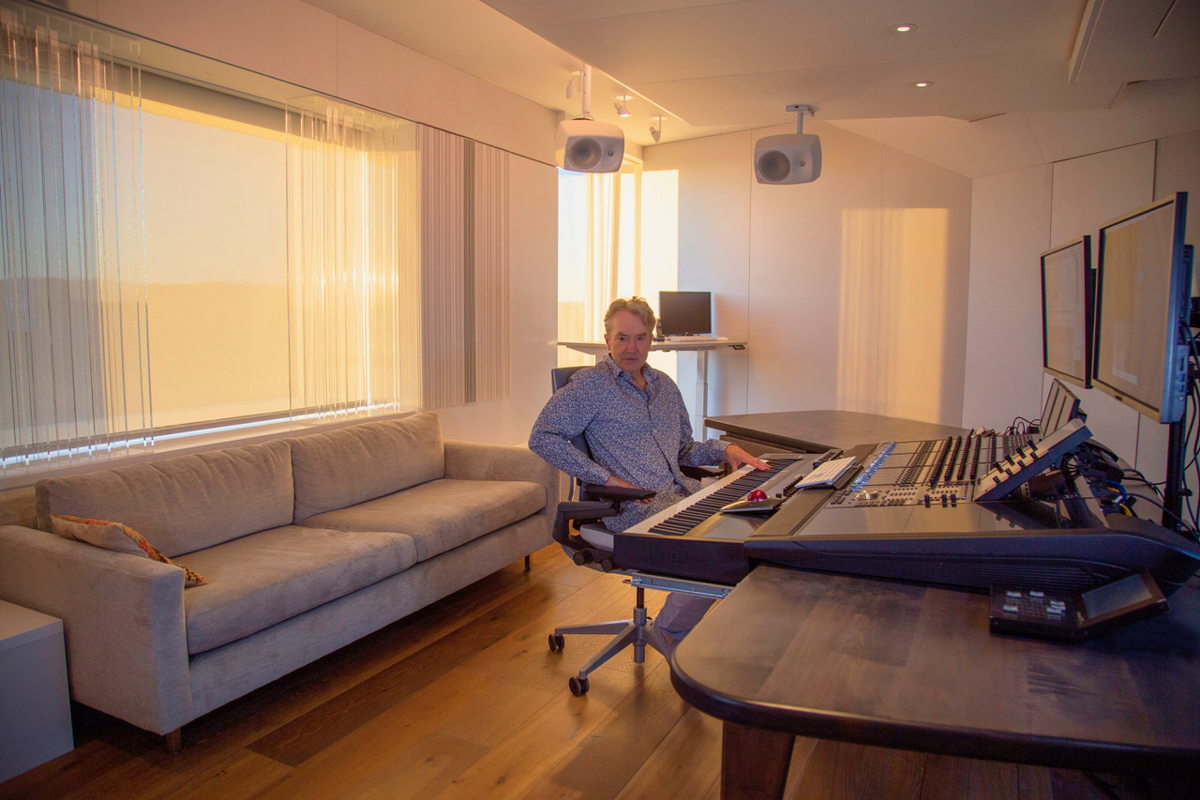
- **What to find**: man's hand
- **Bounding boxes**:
[724,444,770,471]
[605,474,653,502]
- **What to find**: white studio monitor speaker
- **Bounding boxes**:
[754,133,822,184]
[556,118,624,173]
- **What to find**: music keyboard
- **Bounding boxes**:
[625,454,824,536]
[610,451,845,584]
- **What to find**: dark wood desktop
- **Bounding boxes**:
[671,561,1200,799]
[705,410,966,454]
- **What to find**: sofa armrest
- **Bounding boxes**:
[444,441,561,518]
[0,525,193,735]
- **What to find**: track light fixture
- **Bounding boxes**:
[614,96,631,117]
[649,115,662,143]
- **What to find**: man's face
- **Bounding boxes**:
[605,309,652,375]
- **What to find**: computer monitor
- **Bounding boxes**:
[658,291,712,336]
[1040,236,1093,389]
[1038,377,1084,439]
[1092,192,1191,424]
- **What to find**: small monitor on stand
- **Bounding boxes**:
[1038,378,1084,440]
[659,291,712,337]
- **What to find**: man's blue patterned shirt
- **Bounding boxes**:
[529,355,728,531]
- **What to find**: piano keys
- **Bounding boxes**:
[611,450,855,584]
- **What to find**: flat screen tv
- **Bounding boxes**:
[658,291,712,336]
[1092,192,1191,424]
[1040,236,1093,389]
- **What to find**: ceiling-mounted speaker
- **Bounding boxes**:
[754,133,822,184]
[556,118,624,173]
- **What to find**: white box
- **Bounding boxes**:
[0,600,73,782]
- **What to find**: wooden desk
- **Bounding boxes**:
[705,409,966,454]
[670,567,1200,799]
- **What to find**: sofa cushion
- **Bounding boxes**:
[179,525,418,655]
[290,413,444,521]
[36,440,294,557]
[49,514,208,587]
[296,478,546,562]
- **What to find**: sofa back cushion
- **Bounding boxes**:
[35,439,294,557]
[290,413,444,521]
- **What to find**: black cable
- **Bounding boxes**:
[1128,491,1192,532]
[1122,468,1165,498]
[1183,325,1200,529]
[1187,379,1200,530]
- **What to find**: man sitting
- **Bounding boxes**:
[529,296,766,645]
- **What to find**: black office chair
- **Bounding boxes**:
[545,365,730,696]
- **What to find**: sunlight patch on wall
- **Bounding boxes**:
[838,207,950,423]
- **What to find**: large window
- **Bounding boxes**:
[1,4,509,474]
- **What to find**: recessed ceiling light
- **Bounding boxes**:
[891,23,918,33]
[913,81,933,88]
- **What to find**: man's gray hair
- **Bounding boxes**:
[604,296,656,334]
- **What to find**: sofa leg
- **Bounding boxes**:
[162,728,182,754]
[524,555,531,571]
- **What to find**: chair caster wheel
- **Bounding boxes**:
[548,633,565,653]
[569,676,590,696]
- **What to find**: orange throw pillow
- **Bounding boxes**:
[49,514,208,587]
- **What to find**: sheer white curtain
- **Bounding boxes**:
[284,105,421,419]
[1,7,151,470]
[557,161,644,366]
[418,125,510,409]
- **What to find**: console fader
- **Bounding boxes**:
[831,430,1031,509]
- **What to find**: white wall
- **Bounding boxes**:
[59,0,560,446]
[65,0,558,164]
[646,119,973,427]
[964,129,1200,488]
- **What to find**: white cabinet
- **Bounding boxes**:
[0,600,73,782]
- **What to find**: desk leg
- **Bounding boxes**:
[721,721,794,800]
[697,349,710,439]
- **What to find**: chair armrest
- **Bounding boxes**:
[0,525,192,735]
[581,484,656,502]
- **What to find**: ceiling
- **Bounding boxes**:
[305,0,1200,156]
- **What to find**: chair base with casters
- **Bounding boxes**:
[549,572,731,696]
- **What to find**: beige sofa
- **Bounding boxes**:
[0,412,555,748]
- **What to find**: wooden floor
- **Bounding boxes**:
[0,545,1150,800]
